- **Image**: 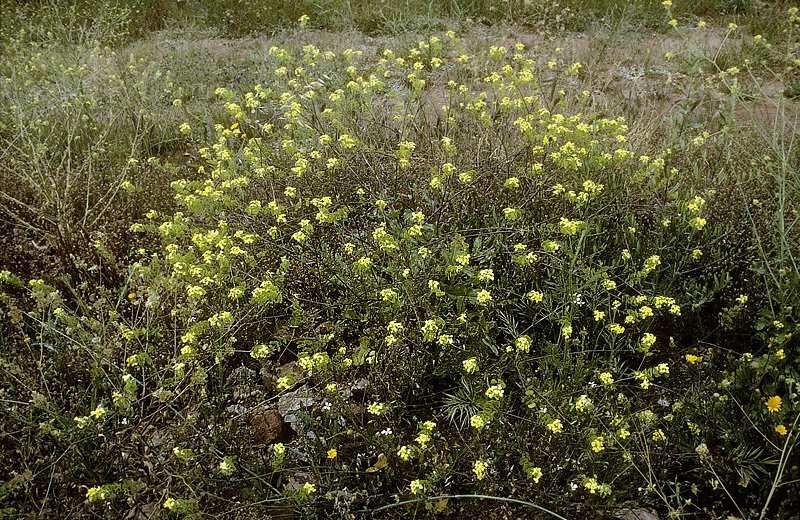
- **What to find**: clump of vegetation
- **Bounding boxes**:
[1,2,799,519]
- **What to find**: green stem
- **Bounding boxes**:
[360,494,568,519]
[759,405,800,520]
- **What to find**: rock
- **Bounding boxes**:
[225,404,248,416]
[277,384,315,435]
[228,365,257,385]
[351,378,368,391]
[259,359,278,389]
[277,361,304,382]
[224,365,261,401]
[250,409,285,445]
[261,361,305,393]
[277,385,315,415]
[614,508,660,520]
[329,487,367,518]
[284,473,315,493]
[134,500,159,520]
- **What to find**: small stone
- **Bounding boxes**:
[250,409,285,445]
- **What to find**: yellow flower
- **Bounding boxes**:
[607,323,625,335]
[485,381,505,400]
[470,414,487,429]
[528,466,543,483]
[462,357,478,373]
[398,445,412,461]
[515,336,531,353]
[546,418,564,434]
[86,486,106,502]
[575,394,593,412]
[775,424,788,436]
[219,458,235,475]
[368,402,388,415]
[527,290,543,303]
[766,396,782,413]
[473,459,487,480]
[327,448,337,459]
[476,289,493,306]
[685,354,703,365]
